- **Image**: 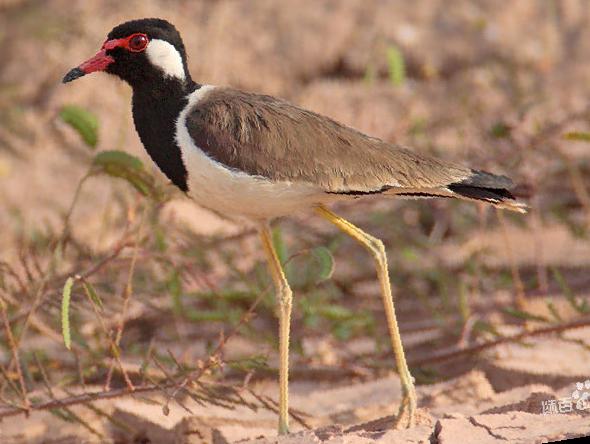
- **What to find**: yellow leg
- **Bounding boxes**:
[315,205,417,428]
[259,223,293,435]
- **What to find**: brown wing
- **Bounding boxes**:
[184,87,477,193]
[184,86,526,216]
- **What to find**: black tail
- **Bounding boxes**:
[447,169,526,212]
[447,184,515,202]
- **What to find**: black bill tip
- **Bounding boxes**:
[62,67,85,84]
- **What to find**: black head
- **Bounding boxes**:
[63,18,191,87]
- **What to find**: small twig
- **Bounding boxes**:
[457,316,479,349]
[0,298,29,411]
[151,356,194,415]
[77,239,133,282]
[410,316,590,367]
[79,399,137,435]
[165,285,268,407]
[0,362,26,403]
[530,196,549,294]
[247,390,312,429]
[139,339,156,387]
[74,350,87,393]
[60,172,91,245]
[32,359,105,441]
[17,249,36,286]
[0,384,167,420]
[554,144,590,228]
[0,262,28,296]
[496,209,527,310]
[0,387,25,412]
[104,207,144,391]
[4,253,67,376]
[61,274,131,389]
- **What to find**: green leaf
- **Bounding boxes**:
[91,150,159,199]
[61,277,74,350]
[310,246,335,282]
[331,314,374,340]
[545,299,562,322]
[473,320,503,338]
[227,355,269,372]
[93,150,143,171]
[408,117,427,137]
[287,246,336,289]
[401,247,419,262]
[458,280,471,322]
[333,323,353,341]
[166,270,183,315]
[82,281,103,311]
[318,304,353,320]
[564,131,590,142]
[60,105,99,148]
[490,121,512,139]
[50,408,76,422]
[501,307,549,323]
[386,45,406,87]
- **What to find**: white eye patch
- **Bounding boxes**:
[145,39,186,80]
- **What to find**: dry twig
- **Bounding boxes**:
[410,316,590,366]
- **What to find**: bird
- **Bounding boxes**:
[62,18,526,435]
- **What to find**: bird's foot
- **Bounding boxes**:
[278,418,289,435]
[392,385,417,429]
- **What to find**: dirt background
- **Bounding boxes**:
[1,0,590,443]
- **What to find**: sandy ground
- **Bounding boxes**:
[1,0,590,443]
[2,326,590,443]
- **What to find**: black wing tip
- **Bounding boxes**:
[448,182,528,213]
[447,169,519,204]
[447,183,516,201]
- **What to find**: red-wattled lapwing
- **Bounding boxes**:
[63,18,525,434]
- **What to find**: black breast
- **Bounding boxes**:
[131,82,194,192]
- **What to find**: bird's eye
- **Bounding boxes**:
[128,33,148,52]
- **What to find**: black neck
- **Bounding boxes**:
[131,77,199,192]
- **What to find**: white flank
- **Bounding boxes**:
[146,39,186,80]
[175,85,328,220]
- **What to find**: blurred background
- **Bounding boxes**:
[1,1,590,442]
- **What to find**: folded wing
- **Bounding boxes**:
[185,87,525,212]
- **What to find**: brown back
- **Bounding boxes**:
[185,87,472,192]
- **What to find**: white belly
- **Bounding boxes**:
[186,173,324,220]
[175,86,327,220]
